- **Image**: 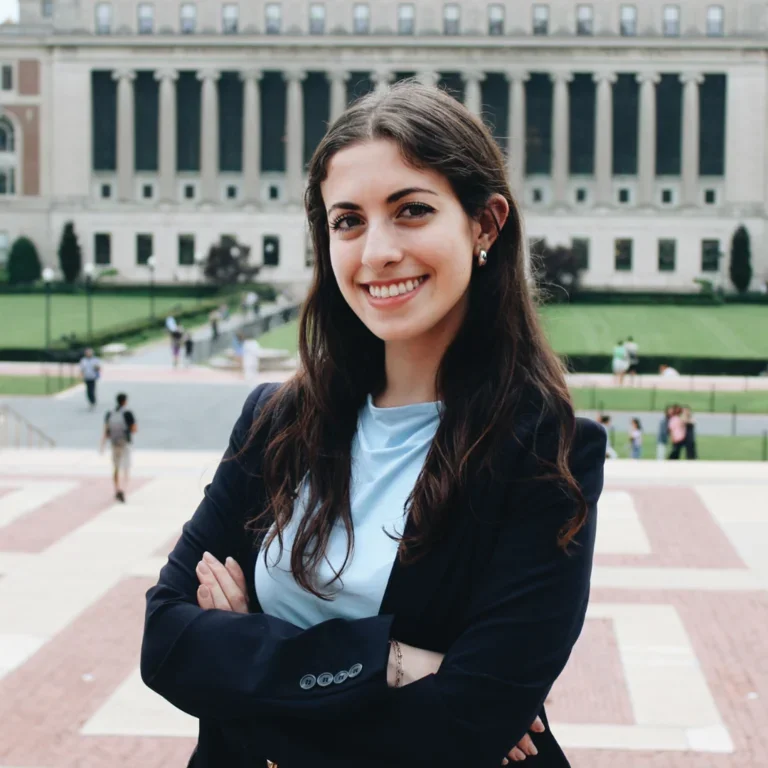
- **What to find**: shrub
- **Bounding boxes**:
[729,225,753,294]
[58,222,82,283]
[7,237,42,285]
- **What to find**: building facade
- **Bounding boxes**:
[0,0,767,290]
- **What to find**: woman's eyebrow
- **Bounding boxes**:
[326,187,438,215]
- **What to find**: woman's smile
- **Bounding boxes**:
[362,275,429,307]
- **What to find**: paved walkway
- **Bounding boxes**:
[0,454,766,767]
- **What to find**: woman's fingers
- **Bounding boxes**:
[196,559,234,611]
[197,584,216,610]
[516,733,538,757]
[199,552,249,613]
[225,556,248,595]
[530,716,546,733]
[504,747,528,762]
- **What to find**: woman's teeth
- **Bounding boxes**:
[368,277,426,298]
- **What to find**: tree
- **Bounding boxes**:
[58,221,82,283]
[729,225,753,294]
[530,240,583,303]
[7,236,42,285]
[202,236,260,285]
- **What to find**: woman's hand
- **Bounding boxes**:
[388,641,545,763]
[195,551,248,613]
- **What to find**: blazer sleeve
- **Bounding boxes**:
[140,383,395,722]
[339,418,607,767]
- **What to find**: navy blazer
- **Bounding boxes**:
[141,382,607,767]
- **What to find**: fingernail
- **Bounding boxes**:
[530,746,538,756]
[502,760,508,766]
[203,551,215,564]
[198,585,209,598]
[197,560,209,572]
[225,557,235,567]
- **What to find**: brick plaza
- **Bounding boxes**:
[0,450,766,767]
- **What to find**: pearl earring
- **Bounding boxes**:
[477,249,488,267]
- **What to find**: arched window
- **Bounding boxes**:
[0,117,15,152]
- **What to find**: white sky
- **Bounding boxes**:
[0,0,19,23]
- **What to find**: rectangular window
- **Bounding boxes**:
[488,4,504,35]
[353,3,370,33]
[706,5,724,36]
[178,234,195,265]
[94,233,112,265]
[265,3,282,33]
[41,0,53,18]
[532,4,549,35]
[576,5,593,35]
[222,4,239,33]
[658,239,676,272]
[572,238,590,271]
[309,3,325,34]
[95,3,112,33]
[701,239,720,272]
[1,65,12,91]
[180,3,197,33]
[620,5,637,36]
[443,3,460,35]
[137,3,154,33]
[263,235,280,266]
[398,4,415,34]
[614,238,633,271]
[136,233,153,265]
[663,5,680,36]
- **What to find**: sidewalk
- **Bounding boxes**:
[567,373,768,392]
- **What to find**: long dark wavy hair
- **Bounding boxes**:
[243,80,583,600]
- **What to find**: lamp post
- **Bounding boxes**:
[42,267,55,351]
[84,262,95,342]
[147,255,156,319]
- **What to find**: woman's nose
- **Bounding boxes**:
[360,225,403,270]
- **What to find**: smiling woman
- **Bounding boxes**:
[142,80,607,768]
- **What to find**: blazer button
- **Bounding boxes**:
[317,672,335,687]
[300,674,316,690]
[348,663,363,678]
[333,670,349,685]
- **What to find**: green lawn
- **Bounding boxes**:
[0,294,204,348]
[251,305,768,362]
[540,304,768,359]
[0,375,78,396]
[571,387,768,415]
[609,430,767,462]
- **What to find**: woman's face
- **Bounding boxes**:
[320,139,502,345]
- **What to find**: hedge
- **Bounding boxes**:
[563,354,768,377]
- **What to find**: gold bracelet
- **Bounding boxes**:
[391,639,404,688]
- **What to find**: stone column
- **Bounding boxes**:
[329,69,350,124]
[593,72,617,206]
[680,72,704,207]
[462,70,486,116]
[551,71,573,205]
[284,69,307,204]
[112,69,136,201]
[417,70,441,88]
[240,69,263,204]
[506,70,529,196]
[371,69,393,94]
[198,69,220,203]
[154,68,178,203]
[636,72,660,206]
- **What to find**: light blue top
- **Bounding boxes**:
[255,394,442,629]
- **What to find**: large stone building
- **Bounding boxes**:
[0,0,766,290]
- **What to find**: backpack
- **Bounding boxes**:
[107,409,129,447]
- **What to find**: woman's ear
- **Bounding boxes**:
[476,194,510,252]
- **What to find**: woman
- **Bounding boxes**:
[682,406,698,459]
[141,81,606,768]
[611,340,629,386]
[656,406,673,460]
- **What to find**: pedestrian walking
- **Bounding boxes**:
[611,340,629,386]
[100,392,136,503]
[182,327,194,367]
[624,336,639,385]
[667,405,687,459]
[141,81,608,767]
[599,414,618,458]
[656,405,673,460]
[170,327,183,367]
[78,347,102,410]
[629,417,643,459]
[209,308,220,340]
[682,406,698,460]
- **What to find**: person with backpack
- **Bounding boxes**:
[100,392,137,502]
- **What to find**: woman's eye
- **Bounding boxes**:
[399,202,435,218]
[329,214,360,232]
[329,202,434,232]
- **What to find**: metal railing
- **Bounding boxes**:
[0,405,56,448]
[191,304,301,365]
